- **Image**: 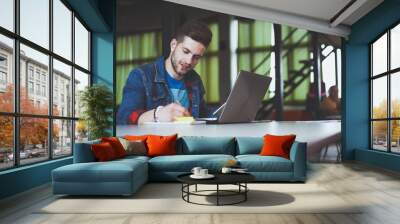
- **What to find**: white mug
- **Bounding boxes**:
[200,169,208,176]
[221,167,232,174]
[191,167,202,176]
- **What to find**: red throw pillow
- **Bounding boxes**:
[260,134,296,159]
[146,134,178,157]
[91,142,117,161]
[101,137,127,158]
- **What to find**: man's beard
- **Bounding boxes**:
[171,51,192,77]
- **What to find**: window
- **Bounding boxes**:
[0,0,14,32]
[370,23,400,153]
[53,0,72,60]
[28,67,34,80]
[20,0,49,49]
[0,35,13,113]
[35,70,41,81]
[0,54,8,88]
[236,20,275,99]
[0,55,7,67]
[74,17,89,70]
[0,71,6,85]
[36,83,40,95]
[194,23,220,103]
[116,31,162,106]
[0,0,91,170]
[53,59,72,116]
[42,85,46,97]
[235,20,311,102]
[74,69,89,118]
[28,81,34,94]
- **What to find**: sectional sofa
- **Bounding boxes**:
[52,136,307,196]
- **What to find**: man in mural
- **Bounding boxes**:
[117,20,212,124]
[320,85,341,117]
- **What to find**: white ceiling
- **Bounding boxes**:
[164,0,384,37]
[225,0,352,23]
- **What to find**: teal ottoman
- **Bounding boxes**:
[52,156,148,196]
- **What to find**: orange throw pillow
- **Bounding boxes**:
[101,137,127,158]
[260,134,296,159]
[91,142,117,161]
[124,135,150,141]
[146,134,178,157]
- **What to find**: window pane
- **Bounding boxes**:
[20,0,49,49]
[337,49,342,98]
[75,120,88,143]
[75,18,89,70]
[0,116,14,170]
[372,77,387,119]
[372,33,387,76]
[391,24,400,70]
[20,44,49,115]
[53,0,72,60]
[372,121,388,151]
[74,69,89,118]
[238,22,250,48]
[0,0,14,31]
[0,34,14,112]
[238,53,250,71]
[53,119,72,158]
[20,117,49,165]
[391,72,400,118]
[53,59,72,117]
[391,120,400,153]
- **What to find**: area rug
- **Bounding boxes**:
[37,183,361,214]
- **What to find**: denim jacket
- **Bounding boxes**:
[117,57,209,124]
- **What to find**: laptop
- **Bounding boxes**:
[198,70,272,124]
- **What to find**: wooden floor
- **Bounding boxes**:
[1,160,400,224]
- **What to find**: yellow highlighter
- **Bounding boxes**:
[174,116,195,123]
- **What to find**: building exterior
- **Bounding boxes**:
[0,41,77,153]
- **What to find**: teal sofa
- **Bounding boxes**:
[52,136,307,196]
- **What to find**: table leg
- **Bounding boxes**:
[217,184,219,206]
[245,183,247,201]
[195,184,197,192]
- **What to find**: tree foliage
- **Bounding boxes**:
[372,99,400,140]
[79,84,113,140]
[0,85,59,150]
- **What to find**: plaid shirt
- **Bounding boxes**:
[117,57,209,124]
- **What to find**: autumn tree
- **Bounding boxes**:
[0,84,60,152]
[372,99,400,142]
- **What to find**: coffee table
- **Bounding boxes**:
[177,172,255,206]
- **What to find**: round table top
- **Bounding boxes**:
[177,172,255,185]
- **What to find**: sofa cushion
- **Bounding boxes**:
[118,138,147,156]
[178,136,235,155]
[260,134,296,159]
[53,158,147,183]
[101,137,127,158]
[147,134,178,157]
[236,155,293,172]
[235,137,263,155]
[148,154,235,172]
[91,142,118,161]
[124,135,149,141]
[73,139,100,163]
[115,155,150,163]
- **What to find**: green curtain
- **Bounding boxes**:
[237,20,273,101]
[194,23,220,103]
[282,25,310,103]
[116,31,162,105]
[236,21,311,103]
